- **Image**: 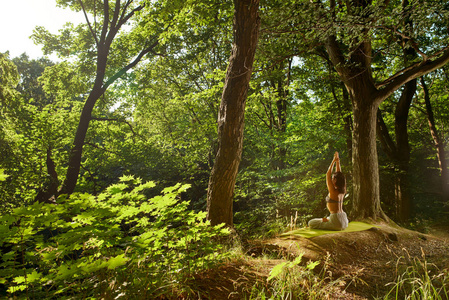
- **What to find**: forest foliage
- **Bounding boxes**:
[1,0,449,298]
[0,175,228,298]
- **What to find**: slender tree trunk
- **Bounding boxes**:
[60,85,104,195]
[393,79,415,222]
[59,46,108,195]
[272,59,290,170]
[35,148,59,203]
[341,87,353,157]
[206,0,260,227]
[390,0,415,222]
[421,76,449,202]
[376,79,415,222]
[275,80,288,170]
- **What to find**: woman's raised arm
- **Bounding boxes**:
[335,152,341,172]
[326,153,338,192]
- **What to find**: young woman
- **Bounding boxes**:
[308,152,349,230]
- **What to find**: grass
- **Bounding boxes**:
[381,249,449,300]
[242,252,346,300]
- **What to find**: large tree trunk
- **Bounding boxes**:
[341,87,353,157]
[326,28,388,220]
[350,88,387,220]
[206,0,260,227]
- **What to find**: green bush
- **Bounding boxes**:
[0,176,229,299]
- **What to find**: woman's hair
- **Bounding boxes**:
[332,171,346,194]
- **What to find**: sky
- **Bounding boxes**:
[0,0,85,59]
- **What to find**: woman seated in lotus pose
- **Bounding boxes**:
[308,152,349,231]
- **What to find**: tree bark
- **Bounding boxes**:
[206,0,260,227]
[60,83,105,195]
[350,83,387,220]
[35,148,59,203]
[341,86,353,157]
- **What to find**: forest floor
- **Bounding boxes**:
[190,222,449,299]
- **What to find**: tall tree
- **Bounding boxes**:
[206,0,261,226]
[33,0,159,197]
[321,0,449,220]
[261,0,449,220]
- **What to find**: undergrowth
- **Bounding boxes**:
[0,176,229,299]
[382,249,449,300]
[244,253,344,299]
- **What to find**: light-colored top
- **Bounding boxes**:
[326,194,344,213]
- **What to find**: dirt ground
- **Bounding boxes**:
[191,222,449,299]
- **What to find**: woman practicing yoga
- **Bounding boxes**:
[308,152,349,230]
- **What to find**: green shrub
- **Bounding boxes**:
[0,176,229,299]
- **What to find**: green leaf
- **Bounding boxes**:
[13,276,26,284]
[72,211,96,225]
[306,260,320,270]
[107,183,128,195]
[27,270,42,283]
[7,284,27,293]
[0,169,9,181]
[107,254,129,270]
[162,183,182,194]
[267,262,287,281]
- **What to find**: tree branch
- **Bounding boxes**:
[110,0,122,30]
[325,34,348,81]
[118,1,143,28]
[375,48,449,103]
[102,39,159,90]
[100,0,110,43]
[377,25,427,60]
[78,0,99,46]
